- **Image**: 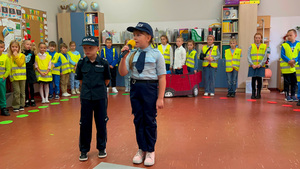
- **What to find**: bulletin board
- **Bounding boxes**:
[22,7,48,46]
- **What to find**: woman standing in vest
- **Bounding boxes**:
[225,38,241,97]
[201,35,220,96]
[158,35,173,71]
[186,40,198,73]
[9,40,27,112]
[35,43,52,103]
[247,33,268,99]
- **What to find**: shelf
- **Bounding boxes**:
[223,32,238,34]
[257,27,270,30]
[86,23,98,25]
[223,18,239,21]
[223,4,239,7]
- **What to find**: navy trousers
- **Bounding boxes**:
[130,81,158,152]
[79,98,108,153]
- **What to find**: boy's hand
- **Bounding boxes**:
[156,98,164,109]
[252,65,257,69]
[109,65,113,69]
[194,70,197,74]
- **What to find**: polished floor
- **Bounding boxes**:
[0,91,300,169]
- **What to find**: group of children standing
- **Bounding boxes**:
[0,40,82,116]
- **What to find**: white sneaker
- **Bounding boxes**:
[204,92,208,96]
[112,87,118,93]
[62,92,71,97]
[144,152,155,166]
[107,88,109,93]
[45,99,50,103]
[210,93,215,96]
[125,88,130,93]
[41,98,45,104]
[133,149,145,164]
[76,88,80,94]
[71,89,76,95]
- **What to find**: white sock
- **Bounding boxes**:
[39,84,44,100]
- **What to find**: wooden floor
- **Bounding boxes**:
[1,91,300,169]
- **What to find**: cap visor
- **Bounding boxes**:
[80,42,98,46]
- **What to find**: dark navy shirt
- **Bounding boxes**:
[76,55,111,100]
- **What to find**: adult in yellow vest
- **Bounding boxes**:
[280,29,300,103]
[158,35,173,71]
[0,41,11,116]
[225,38,241,97]
[47,41,62,100]
[35,43,52,104]
[247,33,267,99]
[201,35,220,96]
[9,40,27,112]
[101,38,119,93]
[186,40,198,73]
[68,41,81,95]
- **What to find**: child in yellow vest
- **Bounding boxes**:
[186,40,198,73]
[60,43,76,97]
[225,38,242,97]
[9,40,26,112]
[0,40,11,116]
[247,33,267,99]
[201,35,220,96]
[35,43,52,103]
[158,35,173,71]
[68,41,81,95]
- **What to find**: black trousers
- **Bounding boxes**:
[130,81,158,152]
[25,82,35,101]
[252,77,262,91]
[108,67,117,87]
[283,73,297,96]
[79,98,108,153]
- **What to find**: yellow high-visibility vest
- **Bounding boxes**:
[0,54,9,78]
[10,53,26,81]
[186,50,197,68]
[67,51,81,73]
[250,43,267,67]
[202,45,218,68]
[280,43,300,74]
[60,53,72,75]
[103,48,118,66]
[46,51,61,75]
[35,54,52,82]
[225,48,242,72]
[158,44,171,64]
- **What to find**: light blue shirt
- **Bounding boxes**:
[126,45,166,80]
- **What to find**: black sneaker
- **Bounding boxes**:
[1,108,10,116]
[25,100,30,107]
[98,149,107,158]
[48,94,53,100]
[231,92,236,97]
[19,106,24,111]
[13,108,19,112]
[227,93,231,97]
[79,152,88,161]
[31,100,36,107]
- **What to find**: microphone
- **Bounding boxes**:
[120,40,136,58]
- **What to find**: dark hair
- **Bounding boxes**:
[49,41,57,47]
[254,33,263,43]
[60,43,68,49]
[0,40,4,45]
[187,40,195,48]
[287,29,297,35]
[69,41,76,47]
[105,38,112,42]
[160,35,169,43]
[38,42,47,47]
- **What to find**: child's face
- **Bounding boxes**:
[133,31,151,49]
[0,44,4,53]
[254,35,262,44]
[11,43,19,53]
[161,37,167,45]
[105,40,112,49]
[287,31,297,42]
[49,46,56,52]
[83,45,99,58]
[187,42,194,50]
[39,44,47,54]
[207,37,214,46]
[230,41,237,49]
[70,43,76,51]
[176,38,183,47]
[24,41,31,50]
[61,47,67,54]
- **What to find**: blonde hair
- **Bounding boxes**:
[32,42,37,55]
[287,29,297,35]
[21,40,31,53]
[8,40,21,57]
[176,36,184,41]
[230,38,237,44]
[69,41,76,47]
[254,33,263,43]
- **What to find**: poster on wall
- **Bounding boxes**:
[16,5,21,19]
[1,2,8,17]
[8,4,16,19]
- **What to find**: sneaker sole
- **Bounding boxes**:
[79,157,88,161]
[98,154,107,158]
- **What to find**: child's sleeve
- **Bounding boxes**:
[260,48,268,66]
[247,46,254,65]
[34,55,39,68]
[281,45,290,62]
[169,46,173,62]
[4,57,11,78]
[75,59,83,80]
[103,60,111,80]
[194,52,198,70]
[54,56,62,67]
[215,48,220,60]
[181,48,186,66]
[156,52,166,76]
[111,48,119,67]
[14,53,25,67]
[67,54,76,66]
[100,49,104,58]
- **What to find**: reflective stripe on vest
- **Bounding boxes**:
[250,43,266,67]
[67,51,80,73]
[35,54,52,82]
[60,53,71,74]
[158,44,171,64]
[10,53,26,81]
[280,43,300,74]
[48,52,61,75]
[186,50,197,68]
[0,54,8,78]
[296,65,300,82]
[225,48,242,72]
[202,45,218,68]
[103,48,118,66]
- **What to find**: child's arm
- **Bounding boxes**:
[157,74,166,109]
[104,59,111,86]
[181,48,186,68]
[45,60,52,75]
[258,48,268,68]
[214,48,220,61]
[100,49,104,58]
[54,57,62,67]
[194,51,198,73]
[281,45,291,62]
[118,46,130,76]
[247,46,256,69]
[3,58,11,80]
[67,54,76,66]
[14,53,25,67]
[111,49,119,67]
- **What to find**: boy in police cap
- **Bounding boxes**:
[76,36,111,161]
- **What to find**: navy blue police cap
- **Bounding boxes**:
[80,36,99,46]
[127,22,153,38]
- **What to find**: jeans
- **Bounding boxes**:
[49,75,60,95]
[203,65,217,93]
[124,73,131,90]
[187,67,196,73]
[226,69,238,93]
[70,72,80,90]
[283,73,297,96]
